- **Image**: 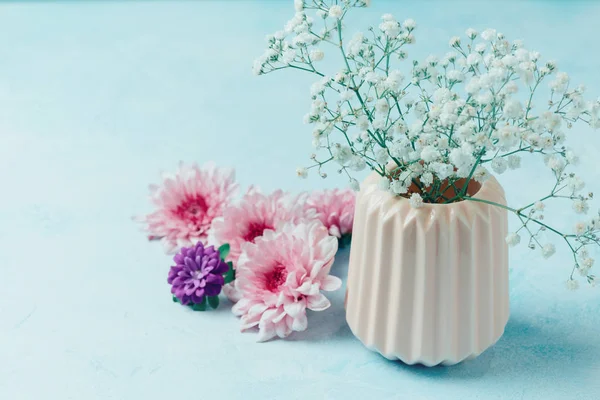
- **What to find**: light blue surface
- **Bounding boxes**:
[1,1,599,399]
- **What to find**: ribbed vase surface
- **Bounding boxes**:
[346,172,509,366]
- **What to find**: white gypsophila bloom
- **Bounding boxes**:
[473,166,490,183]
[572,199,589,214]
[547,155,566,172]
[296,167,308,179]
[466,28,477,39]
[356,116,369,131]
[449,146,474,170]
[574,221,587,236]
[542,243,556,259]
[347,156,365,172]
[328,5,343,19]
[494,126,518,150]
[501,54,518,68]
[385,70,405,91]
[515,48,530,62]
[566,176,585,193]
[446,70,464,82]
[378,177,390,191]
[425,55,438,67]
[507,154,521,170]
[294,0,303,12]
[372,117,385,130]
[549,71,569,92]
[334,71,347,83]
[333,144,353,164]
[350,178,360,191]
[310,49,324,61]
[374,148,389,164]
[340,90,353,102]
[579,265,591,277]
[449,36,460,46]
[534,201,545,211]
[391,179,409,194]
[420,146,439,162]
[503,99,524,119]
[565,150,579,165]
[375,98,390,114]
[403,18,416,30]
[465,76,481,94]
[409,193,424,208]
[380,19,400,39]
[310,76,330,97]
[420,172,434,187]
[581,257,595,269]
[466,53,482,66]
[566,279,579,291]
[491,157,508,174]
[481,28,497,41]
[505,232,521,247]
[282,49,296,64]
[430,162,454,180]
[474,43,487,53]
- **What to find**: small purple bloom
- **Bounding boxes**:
[168,242,228,305]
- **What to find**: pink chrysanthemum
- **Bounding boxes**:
[232,221,341,342]
[305,188,356,239]
[211,189,309,265]
[138,162,237,253]
[211,189,311,303]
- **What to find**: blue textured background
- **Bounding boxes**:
[1,1,599,399]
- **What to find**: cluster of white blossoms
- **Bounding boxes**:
[255,0,600,288]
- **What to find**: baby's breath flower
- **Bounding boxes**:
[574,221,587,236]
[481,28,497,41]
[507,155,521,169]
[378,177,390,191]
[566,279,579,291]
[491,157,508,174]
[402,18,416,30]
[465,28,477,39]
[328,5,343,19]
[409,193,424,208]
[296,167,308,179]
[506,232,521,247]
[310,49,324,61]
[572,199,589,214]
[257,5,600,286]
[542,243,556,259]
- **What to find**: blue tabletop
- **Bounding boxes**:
[1,1,599,399]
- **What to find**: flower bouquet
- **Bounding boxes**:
[250,0,600,364]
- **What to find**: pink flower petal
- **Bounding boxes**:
[307,293,331,311]
[321,275,342,291]
[291,313,308,332]
[283,300,306,318]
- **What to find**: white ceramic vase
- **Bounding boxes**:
[345,171,510,366]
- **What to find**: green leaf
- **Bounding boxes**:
[189,297,207,311]
[218,243,231,261]
[207,295,220,309]
[224,261,236,284]
[339,234,352,249]
[172,296,179,303]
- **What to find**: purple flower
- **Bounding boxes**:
[168,242,228,305]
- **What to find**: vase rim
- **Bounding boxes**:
[363,171,504,209]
